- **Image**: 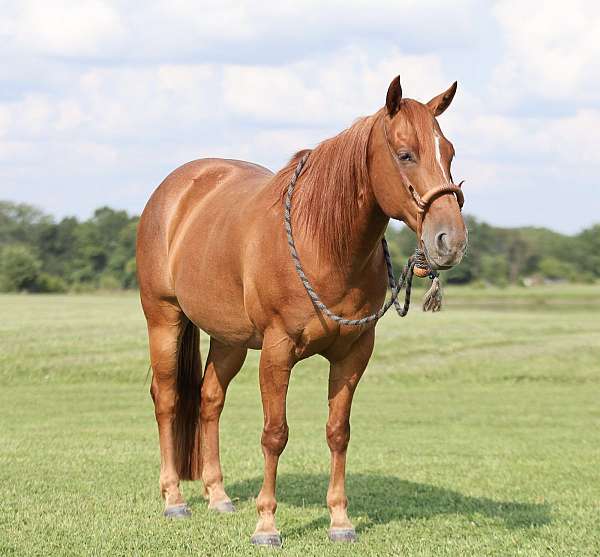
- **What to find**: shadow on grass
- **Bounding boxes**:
[223,473,550,535]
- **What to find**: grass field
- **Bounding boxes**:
[1,286,599,556]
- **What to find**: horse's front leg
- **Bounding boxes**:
[251,331,295,548]
[325,330,374,542]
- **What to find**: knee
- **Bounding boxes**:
[261,422,289,456]
[326,420,350,453]
[200,388,225,422]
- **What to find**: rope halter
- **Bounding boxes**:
[382,117,464,277]
[283,116,466,326]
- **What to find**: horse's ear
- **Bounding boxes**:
[386,75,403,117]
[427,81,458,116]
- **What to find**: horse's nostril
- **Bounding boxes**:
[435,232,450,255]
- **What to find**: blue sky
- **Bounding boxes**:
[1,0,598,233]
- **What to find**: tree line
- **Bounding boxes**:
[0,200,598,292]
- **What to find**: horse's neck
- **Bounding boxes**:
[339,189,389,278]
[315,132,390,280]
[338,117,392,278]
[290,179,387,283]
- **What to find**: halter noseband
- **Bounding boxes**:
[382,118,464,274]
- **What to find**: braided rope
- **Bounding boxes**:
[284,152,424,326]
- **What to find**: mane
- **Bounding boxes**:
[273,113,378,264]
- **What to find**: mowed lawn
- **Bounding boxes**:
[1,287,599,556]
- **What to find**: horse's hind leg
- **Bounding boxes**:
[200,338,247,512]
[144,299,197,518]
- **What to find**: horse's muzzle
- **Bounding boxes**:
[422,228,468,270]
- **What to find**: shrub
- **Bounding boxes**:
[480,254,509,286]
[33,273,69,293]
[537,256,574,281]
[0,244,41,292]
[98,273,122,291]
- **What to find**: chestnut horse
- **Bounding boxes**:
[136,76,467,546]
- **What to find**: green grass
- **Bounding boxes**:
[1,287,599,556]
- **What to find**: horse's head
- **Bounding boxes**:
[371,76,467,270]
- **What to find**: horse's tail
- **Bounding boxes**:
[173,319,202,480]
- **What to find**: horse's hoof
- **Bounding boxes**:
[250,533,282,548]
[328,528,357,542]
[209,500,236,513]
[163,503,191,519]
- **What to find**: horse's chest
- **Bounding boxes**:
[292,315,368,361]
[290,281,385,360]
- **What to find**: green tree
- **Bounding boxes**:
[107,220,139,287]
[537,256,573,280]
[70,207,137,286]
[0,201,53,247]
[37,216,79,279]
[0,198,598,290]
[0,244,42,291]
[574,225,600,278]
[480,254,509,286]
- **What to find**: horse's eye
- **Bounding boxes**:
[397,151,414,162]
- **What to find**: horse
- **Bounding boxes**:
[136,75,468,546]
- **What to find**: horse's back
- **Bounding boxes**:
[141,158,272,239]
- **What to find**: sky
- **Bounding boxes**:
[0,0,599,233]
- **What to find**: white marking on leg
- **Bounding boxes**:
[434,132,449,183]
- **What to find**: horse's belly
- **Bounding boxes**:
[171,239,261,346]
[189,304,261,347]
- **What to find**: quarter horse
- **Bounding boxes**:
[136,75,467,546]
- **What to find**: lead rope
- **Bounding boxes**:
[284,152,442,327]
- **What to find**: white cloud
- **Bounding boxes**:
[0,95,54,138]
[536,109,600,165]
[8,0,124,57]
[2,0,480,63]
[223,47,449,126]
[491,0,600,105]
[0,1,597,232]
[453,109,600,169]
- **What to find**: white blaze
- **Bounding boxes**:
[434,132,449,183]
